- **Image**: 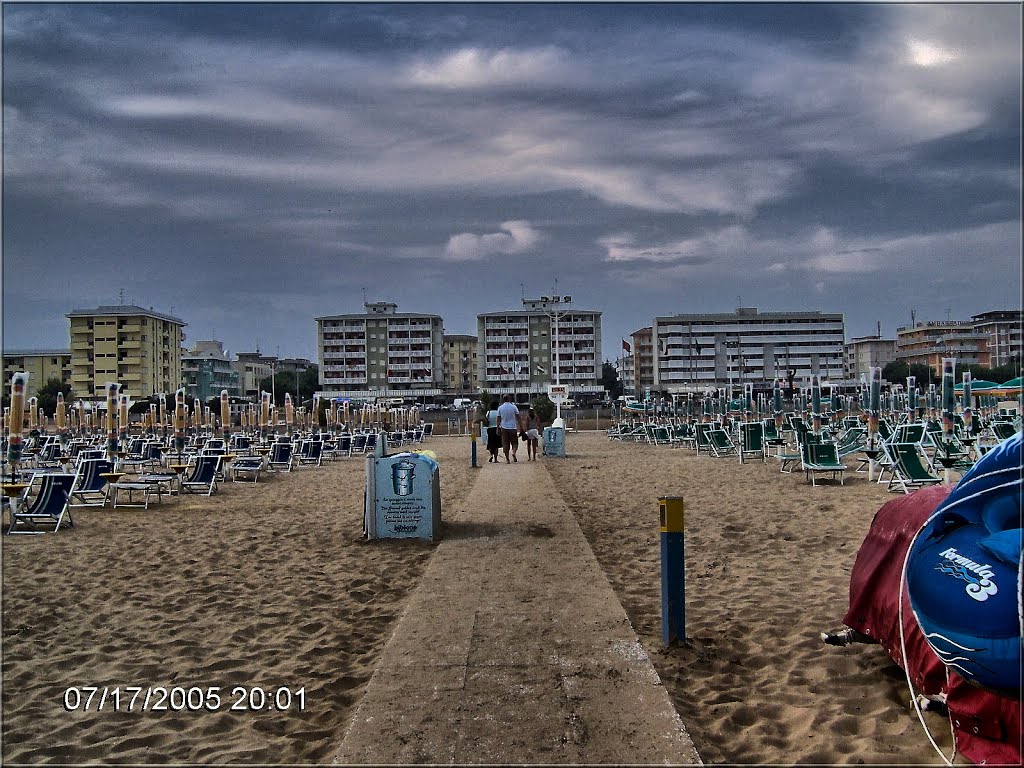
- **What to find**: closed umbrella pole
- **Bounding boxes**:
[941,358,956,440]
[105,383,119,461]
[811,375,821,435]
[172,388,184,460]
[221,390,230,442]
[962,372,973,436]
[868,367,881,448]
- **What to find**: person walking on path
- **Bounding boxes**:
[523,407,541,461]
[497,394,520,463]
[484,400,501,463]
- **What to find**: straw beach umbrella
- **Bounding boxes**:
[55,391,66,440]
[174,388,187,464]
[119,393,130,442]
[7,372,27,475]
[221,390,230,442]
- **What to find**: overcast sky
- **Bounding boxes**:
[3,3,1021,364]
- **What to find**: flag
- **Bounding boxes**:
[622,338,631,353]
[500,366,509,375]
[535,364,547,375]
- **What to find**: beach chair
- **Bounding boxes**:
[350,433,368,454]
[421,422,433,438]
[991,421,1018,442]
[801,442,846,486]
[365,433,378,453]
[267,441,294,472]
[298,440,324,467]
[673,423,697,450]
[68,458,115,507]
[180,454,222,496]
[738,422,764,463]
[707,428,737,458]
[833,426,866,458]
[33,441,64,469]
[886,443,942,494]
[694,423,715,454]
[335,433,353,458]
[649,425,673,446]
[6,472,76,534]
[229,455,264,483]
[229,435,252,456]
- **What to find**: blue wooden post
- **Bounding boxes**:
[660,496,686,647]
[471,429,478,468]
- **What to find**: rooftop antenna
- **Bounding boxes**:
[945,307,951,322]
[911,308,917,327]
[119,288,125,305]
[877,320,881,338]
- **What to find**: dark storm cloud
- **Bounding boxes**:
[3,3,1020,360]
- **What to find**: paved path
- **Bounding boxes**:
[333,454,701,764]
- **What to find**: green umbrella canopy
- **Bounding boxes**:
[955,380,998,391]
[999,376,1022,388]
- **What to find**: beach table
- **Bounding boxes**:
[99,472,124,505]
[2,482,32,520]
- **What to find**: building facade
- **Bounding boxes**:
[67,304,186,401]
[629,327,655,398]
[652,307,846,393]
[316,302,444,398]
[896,320,990,374]
[443,334,480,393]
[844,336,897,381]
[232,351,276,398]
[971,310,1022,369]
[476,296,602,398]
[2,349,72,397]
[182,340,241,402]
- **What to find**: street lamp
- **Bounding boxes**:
[543,294,571,427]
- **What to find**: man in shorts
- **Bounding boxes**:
[497,394,521,463]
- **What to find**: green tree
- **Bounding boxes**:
[601,361,622,399]
[881,360,933,385]
[259,365,320,406]
[35,377,74,419]
[531,393,555,424]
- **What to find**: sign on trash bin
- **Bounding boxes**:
[364,450,441,540]
[542,426,565,457]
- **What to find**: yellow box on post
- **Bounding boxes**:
[659,496,685,533]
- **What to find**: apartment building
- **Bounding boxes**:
[316,302,444,398]
[476,296,602,398]
[652,307,846,393]
[233,351,276,398]
[2,349,72,396]
[182,340,241,402]
[628,327,655,398]
[66,304,186,401]
[971,310,1022,368]
[844,336,897,381]
[443,334,480,393]
[896,320,990,374]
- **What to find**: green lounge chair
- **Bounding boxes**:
[801,442,846,486]
[739,421,764,463]
[885,442,942,494]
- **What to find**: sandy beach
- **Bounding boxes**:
[3,430,964,763]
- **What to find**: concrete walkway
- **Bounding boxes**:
[333,454,701,764]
